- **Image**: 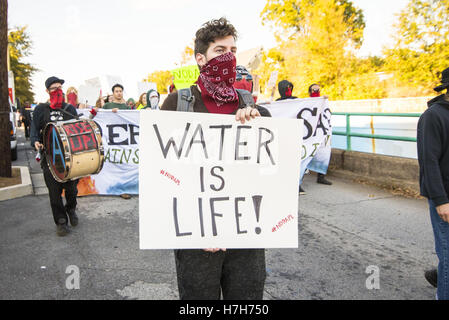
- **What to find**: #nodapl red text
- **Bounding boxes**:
[272,214,294,232]
[160,169,180,186]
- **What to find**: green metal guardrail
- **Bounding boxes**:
[332,112,422,151]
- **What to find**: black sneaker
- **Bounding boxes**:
[56,218,70,237]
[317,174,332,185]
[424,268,437,288]
[299,186,306,195]
[67,209,79,227]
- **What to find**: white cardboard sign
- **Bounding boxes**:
[139,111,303,249]
[78,84,101,107]
[137,82,157,95]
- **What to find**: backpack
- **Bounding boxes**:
[176,87,255,112]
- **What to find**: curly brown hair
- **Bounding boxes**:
[194,17,238,56]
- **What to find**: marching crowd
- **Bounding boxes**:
[12,15,449,301]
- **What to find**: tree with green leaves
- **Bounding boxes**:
[8,26,37,104]
[257,0,387,100]
[383,0,449,97]
[261,0,365,47]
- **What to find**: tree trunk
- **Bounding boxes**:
[0,0,11,177]
[0,0,12,177]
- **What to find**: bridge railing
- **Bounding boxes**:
[332,112,422,151]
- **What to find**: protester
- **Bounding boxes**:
[308,83,332,186]
[97,84,132,200]
[30,76,79,237]
[308,83,329,100]
[96,96,105,109]
[103,84,129,113]
[276,79,305,194]
[127,98,136,109]
[66,87,86,109]
[105,94,113,104]
[161,17,265,300]
[147,89,160,110]
[417,66,449,300]
[234,65,257,103]
[19,101,32,139]
[136,92,147,109]
[276,80,297,101]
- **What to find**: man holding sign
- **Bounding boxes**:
[158,18,266,300]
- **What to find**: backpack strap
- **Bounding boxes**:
[236,89,255,108]
[177,87,195,112]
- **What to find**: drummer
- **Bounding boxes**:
[30,76,80,237]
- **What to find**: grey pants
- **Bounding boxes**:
[174,249,266,300]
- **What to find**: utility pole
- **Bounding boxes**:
[0,0,12,177]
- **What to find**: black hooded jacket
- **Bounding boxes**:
[276,80,297,101]
[417,94,449,206]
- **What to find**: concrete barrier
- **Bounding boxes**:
[0,166,33,202]
[328,148,420,196]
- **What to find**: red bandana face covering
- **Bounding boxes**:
[234,79,253,93]
[310,91,321,98]
[49,88,64,109]
[285,87,293,97]
[67,92,77,106]
[197,52,239,114]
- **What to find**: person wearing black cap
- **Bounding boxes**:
[30,76,79,237]
[417,67,449,299]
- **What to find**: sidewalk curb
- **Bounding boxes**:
[0,166,33,202]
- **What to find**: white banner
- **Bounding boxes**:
[76,110,140,196]
[139,111,303,249]
[264,98,332,180]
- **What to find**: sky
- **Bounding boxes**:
[8,0,410,103]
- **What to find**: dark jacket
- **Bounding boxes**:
[19,106,31,125]
[417,94,449,206]
[276,80,297,101]
[30,102,78,148]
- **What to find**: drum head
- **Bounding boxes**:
[44,123,68,181]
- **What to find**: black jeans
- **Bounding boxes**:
[42,162,78,225]
[23,122,30,138]
[174,249,266,300]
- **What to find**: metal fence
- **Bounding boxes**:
[332,112,422,151]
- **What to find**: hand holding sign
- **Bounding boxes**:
[235,106,260,124]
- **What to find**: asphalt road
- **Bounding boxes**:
[0,127,437,300]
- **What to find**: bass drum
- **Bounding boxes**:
[43,119,104,182]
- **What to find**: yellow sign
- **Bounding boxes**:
[171,65,200,90]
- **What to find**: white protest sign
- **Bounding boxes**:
[78,85,101,107]
[85,77,102,88]
[106,75,123,89]
[139,111,302,249]
[267,71,279,88]
[137,82,157,95]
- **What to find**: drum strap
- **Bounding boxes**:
[43,103,79,122]
[59,105,80,120]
